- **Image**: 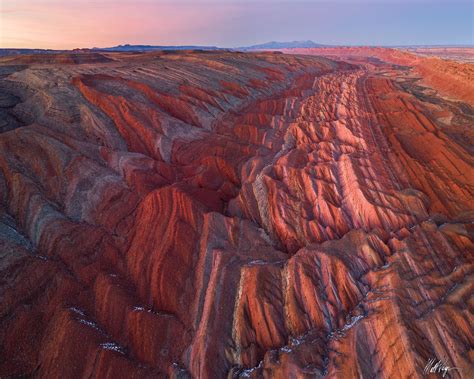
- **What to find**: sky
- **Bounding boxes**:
[1,0,473,49]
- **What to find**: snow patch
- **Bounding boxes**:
[69,307,85,316]
[78,319,100,331]
[100,342,125,354]
[240,361,263,377]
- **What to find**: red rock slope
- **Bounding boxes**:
[282,47,474,104]
[0,50,473,378]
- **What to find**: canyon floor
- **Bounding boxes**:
[0,48,473,378]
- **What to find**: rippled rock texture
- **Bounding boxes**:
[0,50,473,378]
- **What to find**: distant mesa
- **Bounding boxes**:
[0,48,63,56]
[92,44,222,52]
[0,45,222,56]
[92,41,329,52]
[237,40,330,51]
[0,41,330,56]
[1,42,472,57]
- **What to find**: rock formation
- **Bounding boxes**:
[0,49,472,378]
[282,47,474,104]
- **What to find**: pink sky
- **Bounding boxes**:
[1,0,472,49]
[1,0,247,49]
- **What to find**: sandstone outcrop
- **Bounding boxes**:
[281,47,474,105]
[0,49,472,378]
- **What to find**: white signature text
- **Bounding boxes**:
[424,357,461,377]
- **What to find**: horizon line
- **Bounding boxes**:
[2,42,474,51]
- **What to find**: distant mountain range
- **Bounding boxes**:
[92,41,329,52]
[92,44,221,52]
[237,40,330,50]
[0,41,329,56]
[2,41,471,56]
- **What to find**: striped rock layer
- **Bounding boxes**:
[0,50,473,378]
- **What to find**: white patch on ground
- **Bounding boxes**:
[100,342,125,354]
[69,307,85,316]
